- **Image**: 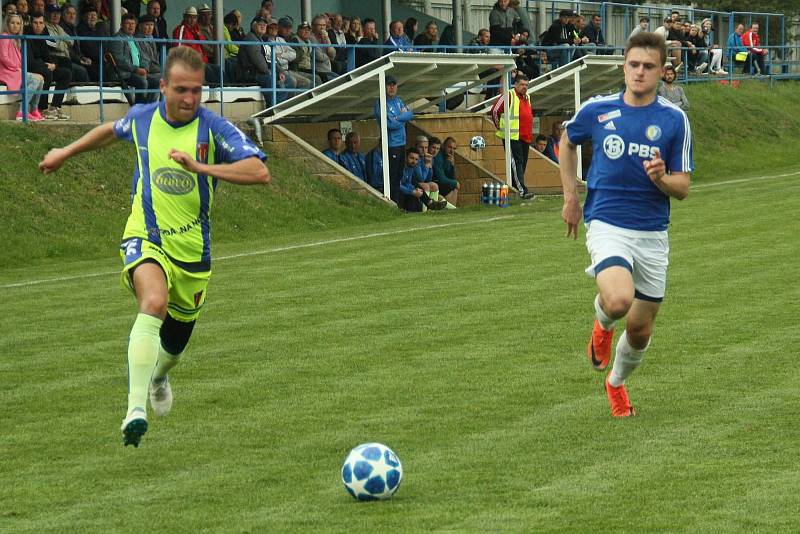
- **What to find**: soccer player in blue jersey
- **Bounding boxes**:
[559,32,692,417]
[38,47,270,446]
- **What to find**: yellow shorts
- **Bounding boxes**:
[119,237,211,322]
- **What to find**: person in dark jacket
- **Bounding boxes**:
[26,11,72,119]
[76,5,108,77]
[145,0,168,55]
[488,0,520,47]
[355,18,381,67]
[541,9,574,67]
[580,14,610,54]
[59,3,97,80]
[109,13,160,103]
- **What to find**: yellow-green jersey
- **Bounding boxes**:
[113,102,266,272]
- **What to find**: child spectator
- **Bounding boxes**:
[0,13,44,120]
[657,64,689,111]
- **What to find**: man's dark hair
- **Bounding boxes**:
[121,12,137,23]
[429,136,442,146]
[30,11,43,19]
[640,16,649,23]
[223,11,237,25]
[535,134,547,143]
[146,0,160,7]
[625,31,667,65]
[327,128,342,140]
[514,72,529,82]
[363,18,375,26]
[406,147,420,157]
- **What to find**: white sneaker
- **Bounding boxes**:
[716,69,728,75]
[149,377,173,417]
[120,408,148,447]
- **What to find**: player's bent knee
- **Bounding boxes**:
[139,294,168,318]
[604,294,634,318]
[160,314,196,355]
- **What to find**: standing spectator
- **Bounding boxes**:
[374,74,412,204]
[489,0,520,47]
[700,19,726,75]
[365,137,384,192]
[384,19,412,52]
[197,4,216,65]
[541,10,574,68]
[657,64,688,111]
[327,13,347,72]
[581,14,609,54]
[322,128,342,162]
[356,18,381,67]
[309,14,339,79]
[628,17,649,41]
[76,5,107,77]
[146,0,168,50]
[545,122,563,163]
[742,22,768,75]
[509,0,532,35]
[413,20,438,51]
[339,131,367,181]
[0,13,45,120]
[136,14,161,79]
[26,11,72,119]
[110,13,160,104]
[432,136,460,205]
[399,149,447,212]
[403,17,417,42]
[59,3,96,81]
[238,15,293,106]
[727,23,748,73]
[491,73,533,197]
[44,4,89,82]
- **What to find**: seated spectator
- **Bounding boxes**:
[76,6,107,77]
[26,10,72,119]
[432,136,460,205]
[404,17,417,41]
[654,17,682,70]
[146,0,168,50]
[727,23,748,73]
[413,20,438,51]
[628,17,649,41]
[0,13,45,120]
[15,0,30,25]
[700,19,726,75]
[3,1,18,17]
[346,17,362,46]
[59,3,96,81]
[686,24,708,74]
[339,131,367,181]
[355,18,381,67]
[365,138,384,192]
[533,134,548,156]
[545,122,563,163]
[110,13,159,103]
[277,17,319,87]
[310,14,341,77]
[197,4,216,64]
[514,30,540,80]
[173,7,207,62]
[44,4,89,82]
[413,135,435,185]
[742,22,768,75]
[489,0,520,48]
[468,29,502,99]
[580,14,610,54]
[238,15,293,107]
[657,64,688,111]
[222,12,240,60]
[400,149,447,212]
[136,14,161,79]
[438,24,455,51]
[327,13,347,72]
[384,20,412,52]
[570,14,591,59]
[429,136,442,157]
[291,18,337,83]
[322,128,342,162]
[228,9,246,41]
[541,10,574,68]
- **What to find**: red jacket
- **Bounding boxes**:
[491,88,534,144]
[172,22,208,62]
[742,30,764,55]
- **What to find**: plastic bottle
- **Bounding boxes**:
[500,184,509,207]
[481,183,488,204]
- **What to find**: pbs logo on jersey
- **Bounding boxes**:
[603,134,658,160]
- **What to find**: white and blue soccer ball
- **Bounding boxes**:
[470,135,486,151]
[341,442,403,501]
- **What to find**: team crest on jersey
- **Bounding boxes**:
[645,125,662,141]
[597,109,621,122]
[197,143,209,163]
[602,134,625,159]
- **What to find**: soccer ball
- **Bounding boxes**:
[470,135,486,151]
[341,443,403,501]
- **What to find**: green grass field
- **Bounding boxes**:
[2,169,799,532]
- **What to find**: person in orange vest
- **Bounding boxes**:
[491,73,535,199]
[545,122,563,163]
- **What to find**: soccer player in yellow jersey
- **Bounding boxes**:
[38,47,270,447]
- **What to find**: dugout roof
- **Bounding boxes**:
[254,52,517,124]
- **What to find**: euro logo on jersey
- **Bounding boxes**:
[197,143,209,164]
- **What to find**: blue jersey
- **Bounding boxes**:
[565,92,693,231]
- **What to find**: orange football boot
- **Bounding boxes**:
[587,320,614,371]
[605,376,636,417]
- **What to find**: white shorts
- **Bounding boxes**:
[584,219,670,302]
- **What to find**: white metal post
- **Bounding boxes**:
[574,68,583,180]
[502,69,512,187]
[378,72,391,201]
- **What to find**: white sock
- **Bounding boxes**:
[594,294,616,331]
[151,345,182,383]
[608,330,647,387]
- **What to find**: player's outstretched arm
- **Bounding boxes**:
[643,149,690,200]
[168,150,270,185]
[38,122,118,175]
[559,133,583,239]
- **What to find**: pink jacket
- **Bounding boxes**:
[0,34,23,91]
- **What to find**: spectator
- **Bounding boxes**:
[491,73,533,197]
[0,13,45,120]
[686,24,709,74]
[76,5,107,76]
[59,3,96,81]
[146,0,168,49]
[700,19,726,75]
[742,22,768,75]
[509,0,531,35]
[365,137,384,192]
[196,4,217,64]
[399,148,447,212]
[238,15,293,107]
[373,74,412,204]
[110,13,159,104]
[657,64,688,111]
[514,30,540,80]
[670,11,681,24]
[570,15,591,59]
[489,0,520,47]
[356,18,381,67]
[29,0,42,16]
[339,131,367,181]
[346,17,362,45]
[542,9,574,68]
[429,136,442,158]
[271,17,315,88]
[384,19,412,52]
[581,14,609,54]
[228,9,246,41]
[222,12,240,59]
[533,134,548,156]
[26,11,72,119]
[545,122,563,163]
[432,136,460,205]
[15,0,29,25]
[727,23,748,73]
[44,4,89,82]
[136,14,161,79]
[4,1,18,17]
[468,28,502,99]
[327,13,347,72]
[654,17,682,70]
[173,6,206,61]
[290,19,336,83]
[413,135,445,204]
[322,128,342,162]
[413,20,438,51]
[310,14,340,79]
[259,0,272,19]
[403,17,417,41]
[628,17,649,41]
[438,24,455,51]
